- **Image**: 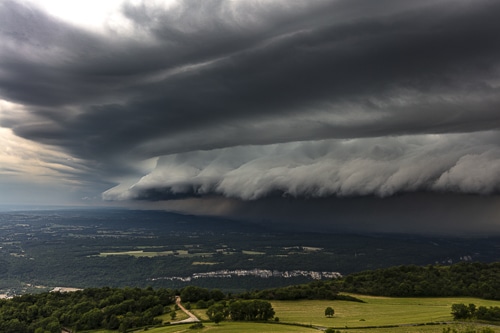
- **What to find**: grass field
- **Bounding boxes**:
[271,295,500,328]
[157,309,190,323]
[91,295,500,333]
[272,295,500,332]
[97,249,213,258]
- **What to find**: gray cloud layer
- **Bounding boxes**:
[1,0,500,231]
[103,132,500,201]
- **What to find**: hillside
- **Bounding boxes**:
[1,262,500,332]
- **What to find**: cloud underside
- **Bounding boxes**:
[103,132,500,201]
[1,0,500,206]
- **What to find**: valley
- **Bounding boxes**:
[1,209,499,296]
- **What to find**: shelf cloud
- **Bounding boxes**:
[103,132,500,201]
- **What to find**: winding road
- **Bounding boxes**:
[171,296,201,324]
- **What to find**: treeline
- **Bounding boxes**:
[179,285,225,303]
[242,280,363,302]
[206,299,275,323]
[0,287,176,333]
[0,285,275,333]
[336,262,500,299]
[452,303,500,322]
[244,262,500,301]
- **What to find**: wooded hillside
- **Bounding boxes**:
[337,262,500,299]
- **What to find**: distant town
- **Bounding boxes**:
[149,269,342,282]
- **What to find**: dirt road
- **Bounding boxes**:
[171,296,201,324]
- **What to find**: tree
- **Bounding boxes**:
[228,300,274,321]
[77,308,104,330]
[207,303,228,324]
[325,306,335,317]
[212,311,225,325]
[196,300,207,309]
[451,303,471,319]
[180,286,210,302]
[170,311,177,320]
[105,314,120,330]
[210,289,225,301]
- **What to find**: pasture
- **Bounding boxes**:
[97,249,213,258]
[92,295,500,333]
[271,295,500,328]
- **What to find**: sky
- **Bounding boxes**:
[1,0,500,234]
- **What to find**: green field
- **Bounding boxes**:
[92,295,500,333]
[271,295,500,328]
[98,248,269,258]
[195,295,498,333]
[97,249,214,258]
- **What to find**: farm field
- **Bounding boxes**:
[140,295,500,333]
[85,295,500,333]
[271,295,500,328]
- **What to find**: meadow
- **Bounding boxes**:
[271,295,500,328]
[145,295,500,333]
[97,249,213,258]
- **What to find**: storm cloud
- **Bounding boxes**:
[102,131,500,201]
[1,0,500,232]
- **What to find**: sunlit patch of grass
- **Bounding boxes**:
[242,250,266,255]
[191,261,220,265]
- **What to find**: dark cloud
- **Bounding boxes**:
[1,0,500,232]
[141,193,500,235]
[220,193,500,235]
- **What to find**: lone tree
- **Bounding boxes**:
[170,311,177,320]
[325,306,335,317]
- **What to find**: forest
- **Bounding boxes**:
[0,286,275,333]
[235,262,500,301]
[335,262,500,299]
[0,287,176,333]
